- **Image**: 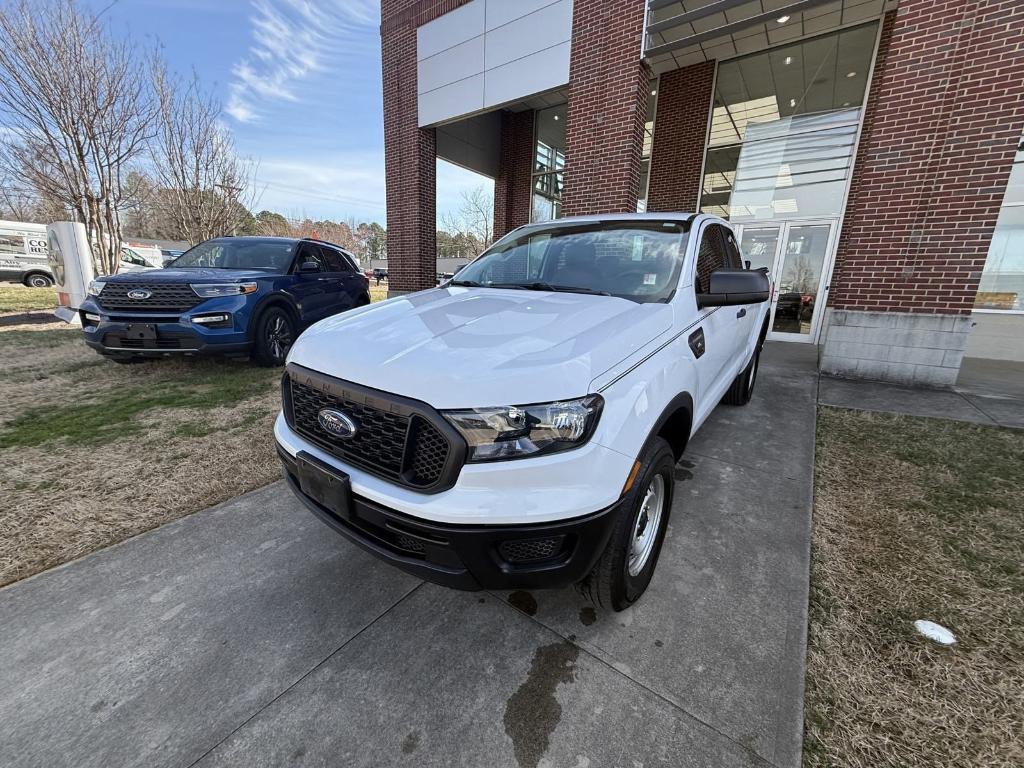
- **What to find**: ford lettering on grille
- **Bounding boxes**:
[126,288,152,300]
[317,408,357,439]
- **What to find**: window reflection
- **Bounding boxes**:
[975,137,1024,311]
[532,105,565,223]
[701,23,878,221]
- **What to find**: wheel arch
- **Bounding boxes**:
[647,392,695,462]
[248,294,299,340]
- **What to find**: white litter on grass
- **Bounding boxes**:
[914,620,957,645]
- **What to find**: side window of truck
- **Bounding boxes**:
[695,226,728,294]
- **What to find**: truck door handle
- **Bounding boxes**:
[736,308,746,318]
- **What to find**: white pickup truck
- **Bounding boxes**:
[275,213,771,610]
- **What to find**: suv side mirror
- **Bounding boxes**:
[697,269,770,308]
[299,261,320,273]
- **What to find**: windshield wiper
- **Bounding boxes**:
[448,279,485,287]
[492,281,611,296]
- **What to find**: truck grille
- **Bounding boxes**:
[96,283,205,312]
[283,365,464,493]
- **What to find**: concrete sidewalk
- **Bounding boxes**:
[0,344,817,768]
[819,374,1024,428]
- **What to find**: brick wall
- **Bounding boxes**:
[831,1,1024,315]
[561,0,650,216]
[381,0,474,292]
[646,61,716,213]
[493,110,535,238]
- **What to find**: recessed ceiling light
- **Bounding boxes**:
[777,15,790,23]
[790,98,797,108]
[846,71,857,78]
[553,115,559,120]
[784,56,793,65]
[651,89,657,96]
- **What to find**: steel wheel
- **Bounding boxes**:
[628,474,666,577]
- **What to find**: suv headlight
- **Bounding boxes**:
[190,282,258,298]
[442,395,603,462]
[87,280,106,296]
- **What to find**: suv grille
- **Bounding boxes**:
[284,366,463,493]
[96,283,205,312]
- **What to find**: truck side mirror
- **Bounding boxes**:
[697,269,770,308]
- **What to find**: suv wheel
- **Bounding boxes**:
[25,273,53,288]
[577,436,675,612]
[722,345,760,406]
[253,307,295,367]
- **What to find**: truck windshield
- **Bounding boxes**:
[169,239,295,271]
[451,220,690,303]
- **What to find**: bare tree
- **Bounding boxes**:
[441,185,494,254]
[148,63,255,245]
[0,0,158,275]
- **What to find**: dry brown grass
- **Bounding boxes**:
[0,322,281,586]
[805,407,1024,767]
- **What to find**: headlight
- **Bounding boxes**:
[443,395,603,462]
[87,280,106,296]
[190,282,258,298]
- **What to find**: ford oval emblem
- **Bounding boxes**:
[127,288,152,300]
[318,408,357,439]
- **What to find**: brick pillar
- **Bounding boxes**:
[381,0,475,293]
[822,1,1024,386]
[561,0,650,216]
[646,61,716,213]
[493,110,535,239]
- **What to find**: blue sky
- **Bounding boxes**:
[91,0,487,225]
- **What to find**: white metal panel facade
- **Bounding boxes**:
[416,0,573,127]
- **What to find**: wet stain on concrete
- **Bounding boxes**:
[478,597,486,604]
[677,458,696,468]
[578,606,597,626]
[674,467,693,481]
[290,747,306,761]
[89,700,105,713]
[401,730,420,754]
[655,640,664,648]
[503,641,579,768]
[508,590,537,616]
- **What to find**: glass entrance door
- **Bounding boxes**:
[736,221,837,343]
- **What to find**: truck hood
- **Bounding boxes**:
[289,287,673,409]
[104,268,273,283]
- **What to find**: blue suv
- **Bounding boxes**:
[79,236,371,366]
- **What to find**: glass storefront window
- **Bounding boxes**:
[975,137,1024,311]
[532,105,565,223]
[639,82,658,212]
[701,23,878,221]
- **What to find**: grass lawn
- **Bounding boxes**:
[0,285,57,313]
[0,288,389,587]
[806,408,1023,767]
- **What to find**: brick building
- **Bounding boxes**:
[380,0,1024,387]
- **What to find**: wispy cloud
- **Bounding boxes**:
[227,0,377,123]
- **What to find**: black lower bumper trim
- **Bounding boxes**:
[278,444,621,591]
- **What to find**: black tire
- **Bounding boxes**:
[722,345,760,406]
[252,306,295,367]
[24,273,53,288]
[577,437,675,612]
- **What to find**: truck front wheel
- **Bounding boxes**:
[577,437,675,612]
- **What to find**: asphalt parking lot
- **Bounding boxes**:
[0,344,817,768]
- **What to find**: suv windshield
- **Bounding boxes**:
[169,238,296,271]
[452,220,690,303]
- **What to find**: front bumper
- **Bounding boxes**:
[278,445,622,591]
[80,304,252,357]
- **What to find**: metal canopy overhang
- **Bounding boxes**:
[644,0,896,68]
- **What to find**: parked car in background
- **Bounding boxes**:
[79,236,370,366]
[372,268,388,283]
[0,220,53,286]
[276,213,771,610]
[161,249,184,267]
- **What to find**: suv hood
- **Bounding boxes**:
[104,268,272,283]
[289,287,673,409]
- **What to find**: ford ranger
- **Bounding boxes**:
[276,213,771,610]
